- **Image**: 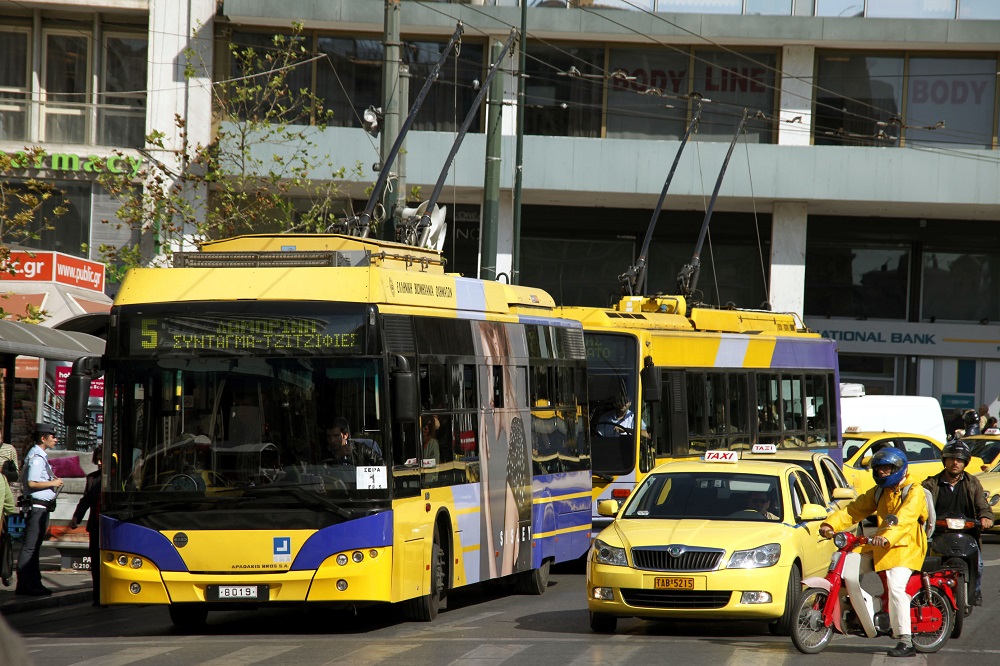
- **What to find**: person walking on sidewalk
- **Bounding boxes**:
[15,423,63,596]
[70,446,102,606]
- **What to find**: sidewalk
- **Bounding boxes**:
[0,546,93,615]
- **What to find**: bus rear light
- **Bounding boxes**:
[611,489,631,499]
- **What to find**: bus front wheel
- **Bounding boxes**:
[405,529,446,622]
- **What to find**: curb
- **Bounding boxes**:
[0,588,92,616]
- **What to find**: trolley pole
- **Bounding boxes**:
[480,39,504,281]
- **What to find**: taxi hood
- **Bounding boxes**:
[611,518,791,553]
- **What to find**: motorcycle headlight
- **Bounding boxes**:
[945,517,967,530]
[833,532,849,549]
[593,539,628,567]
[728,543,781,569]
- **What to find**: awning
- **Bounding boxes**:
[0,319,105,361]
[0,281,112,323]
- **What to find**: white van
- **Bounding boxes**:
[839,383,947,443]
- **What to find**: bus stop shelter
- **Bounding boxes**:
[0,319,105,446]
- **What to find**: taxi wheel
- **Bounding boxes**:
[769,564,801,636]
[590,611,617,633]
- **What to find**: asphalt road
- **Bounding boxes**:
[7,541,1000,666]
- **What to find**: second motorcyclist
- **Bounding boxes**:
[819,447,928,658]
[922,441,994,606]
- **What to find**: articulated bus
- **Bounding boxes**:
[558,294,841,535]
[66,234,591,627]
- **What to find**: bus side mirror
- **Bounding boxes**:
[65,356,100,427]
[641,361,661,403]
[390,354,417,423]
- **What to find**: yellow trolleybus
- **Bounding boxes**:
[66,234,591,627]
[558,294,840,535]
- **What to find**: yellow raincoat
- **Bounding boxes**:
[824,472,928,572]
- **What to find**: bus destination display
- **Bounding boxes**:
[130,315,365,355]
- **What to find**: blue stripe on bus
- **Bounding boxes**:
[291,511,393,570]
[101,515,188,571]
[451,484,483,583]
[530,471,592,565]
[771,338,837,369]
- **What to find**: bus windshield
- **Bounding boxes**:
[585,333,639,476]
[104,348,389,527]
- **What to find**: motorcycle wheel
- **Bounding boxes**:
[911,586,953,653]
[790,587,833,654]
[945,558,967,639]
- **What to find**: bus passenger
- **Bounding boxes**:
[325,418,381,466]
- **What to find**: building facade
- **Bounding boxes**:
[5,0,1000,412]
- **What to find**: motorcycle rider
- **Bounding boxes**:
[819,447,928,658]
[922,440,993,606]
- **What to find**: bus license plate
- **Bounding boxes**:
[209,585,267,600]
[654,577,694,590]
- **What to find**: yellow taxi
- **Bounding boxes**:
[586,452,836,634]
[741,444,857,510]
[972,455,1000,533]
[840,430,984,495]
[963,428,1000,472]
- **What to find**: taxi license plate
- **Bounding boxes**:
[207,584,268,600]
[654,577,694,590]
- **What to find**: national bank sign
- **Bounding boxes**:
[804,318,1000,360]
[6,150,142,178]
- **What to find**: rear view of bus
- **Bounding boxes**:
[66,234,591,627]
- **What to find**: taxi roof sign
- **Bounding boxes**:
[751,443,777,454]
[703,450,739,462]
[985,428,1000,435]
[844,426,861,433]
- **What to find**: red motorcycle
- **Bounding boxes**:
[791,525,960,654]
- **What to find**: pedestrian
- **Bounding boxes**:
[15,423,63,596]
[70,446,103,606]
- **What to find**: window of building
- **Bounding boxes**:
[921,249,999,322]
[43,31,91,144]
[691,49,777,143]
[867,0,955,19]
[523,44,603,138]
[960,0,1000,19]
[815,52,903,146]
[99,33,148,147]
[805,243,909,320]
[229,31,312,124]
[0,28,30,141]
[13,180,93,258]
[317,37,382,129]
[606,48,691,140]
[906,57,996,149]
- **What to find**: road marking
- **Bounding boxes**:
[395,611,507,637]
[197,645,298,665]
[723,646,790,666]
[448,644,528,665]
[320,643,420,664]
[61,646,175,666]
[566,643,642,665]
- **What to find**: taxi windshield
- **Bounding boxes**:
[622,472,783,522]
[966,439,1000,466]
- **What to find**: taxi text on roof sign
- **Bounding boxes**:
[703,450,739,462]
[751,444,777,454]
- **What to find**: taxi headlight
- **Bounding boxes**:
[728,543,780,569]
[593,539,628,567]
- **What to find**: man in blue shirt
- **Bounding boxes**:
[15,423,63,596]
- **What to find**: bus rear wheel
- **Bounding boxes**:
[514,559,550,595]
[168,604,208,630]
[405,529,446,622]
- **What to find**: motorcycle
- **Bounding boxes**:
[929,512,982,638]
[791,520,961,655]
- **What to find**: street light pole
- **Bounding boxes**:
[511,2,527,284]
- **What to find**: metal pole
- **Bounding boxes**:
[379,0,401,241]
[511,3,527,284]
[396,64,409,221]
[480,39,504,281]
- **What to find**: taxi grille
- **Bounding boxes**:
[621,589,732,609]
[631,547,724,572]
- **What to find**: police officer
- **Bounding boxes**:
[15,423,63,596]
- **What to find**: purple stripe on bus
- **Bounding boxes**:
[291,511,393,570]
[102,515,188,571]
[770,338,838,369]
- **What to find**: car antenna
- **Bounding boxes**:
[676,108,752,311]
[351,22,464,238]
[619,104,701,298]
[402,27,519,249]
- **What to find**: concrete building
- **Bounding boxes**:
[5,0,1000,412]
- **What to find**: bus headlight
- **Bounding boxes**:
[336,554,348,566]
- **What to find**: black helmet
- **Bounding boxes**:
[941,441,972,464]
[964,410,978,426]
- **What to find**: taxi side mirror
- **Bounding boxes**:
[597,499,621,517]
[799,503,828,521]
[832,487,856,501]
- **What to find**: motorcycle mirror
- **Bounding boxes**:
[884,514,899,527]
[990,495,1000,507]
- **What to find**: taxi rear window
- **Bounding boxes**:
[623,472,783,522]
